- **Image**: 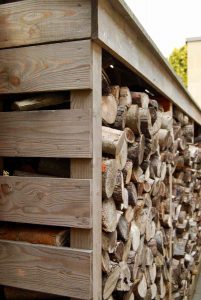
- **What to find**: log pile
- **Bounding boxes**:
[171,108,201,299]
[102,87,174,299]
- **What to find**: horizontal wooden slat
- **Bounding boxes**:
[0,40,91,93]
[0,176,92,228]
[0,109,92,157]
[0,240,92,299]
[0,0,91,49]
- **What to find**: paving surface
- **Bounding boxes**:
[193,275,201,300]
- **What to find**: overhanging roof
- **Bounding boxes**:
[93,0,201,124]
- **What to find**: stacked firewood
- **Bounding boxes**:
[101,86,173,299]
[171,108,201,299]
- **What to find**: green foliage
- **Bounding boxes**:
[169,45,187,87]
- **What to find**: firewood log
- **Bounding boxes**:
[116,261,132,291]
[126,105,140,134]
[117,215,129,242]
[102,95,118,125]
[131,92,149,109]
[139,108,152,138]
[113,105,128,130]
[102,198,118,232]
[124,127,135,144]
[103,265,121,299]
[161,112,173,130]
[102,230,118,253]
[119,87,132,107]
[116,139,128,170]
[158,129,170,150]
[152,111,162,135]
[128,135,145,166]
[102,126,126,156]
[125,206,134,223]
[130,222,140,252]
[135,274,148,299]
[0,223,69,246]
[122,160,133,184]
[12,94,68,111]
[113,170,125,203]
[131,167,144,183]
[111,85,120,104]
[111,241,125,263]
[102,159,118,198]
[102,250,112,274]
[127,182,138,207]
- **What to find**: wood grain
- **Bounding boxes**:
[0,176,92,228]
[0,0,91,48]
[70,44,102,299]
[0,40,91,93]
[0,109,92,157]
[0,240,92,299]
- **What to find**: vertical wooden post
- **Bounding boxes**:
[70,42,102,299]
[168,102,173,300]
[168,164,173,300]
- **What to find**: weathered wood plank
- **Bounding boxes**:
[0,0,91,48]
[70,43,102,300]
[0,176,92,228]
[0,40,91,93]
[0,109,92,157]
[0,240,92,299]
[93,0,201,124]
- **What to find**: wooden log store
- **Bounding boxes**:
[0,0,200,299]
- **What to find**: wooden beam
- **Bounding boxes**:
[0,176,92,228]
[0,0,91,48]
[0,40,91,93]
[0,240,92,299]
[0,109,92,157]
[93,0,201,124]
[70,43,102,299]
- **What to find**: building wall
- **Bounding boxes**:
[187,39,201,109]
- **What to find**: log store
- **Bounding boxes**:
[0,0,200,299]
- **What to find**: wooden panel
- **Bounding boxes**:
[0,240,92,299]
[93,0,201,125]
[0,0,91,48]
[0,109,92,157]
[0,40,91,93]
[0,176,92,228]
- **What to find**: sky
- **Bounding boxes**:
[124,0,201,58]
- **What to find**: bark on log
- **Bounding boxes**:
[126,105,140,134]
[113,105,127,130]
[0,223,69,246]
